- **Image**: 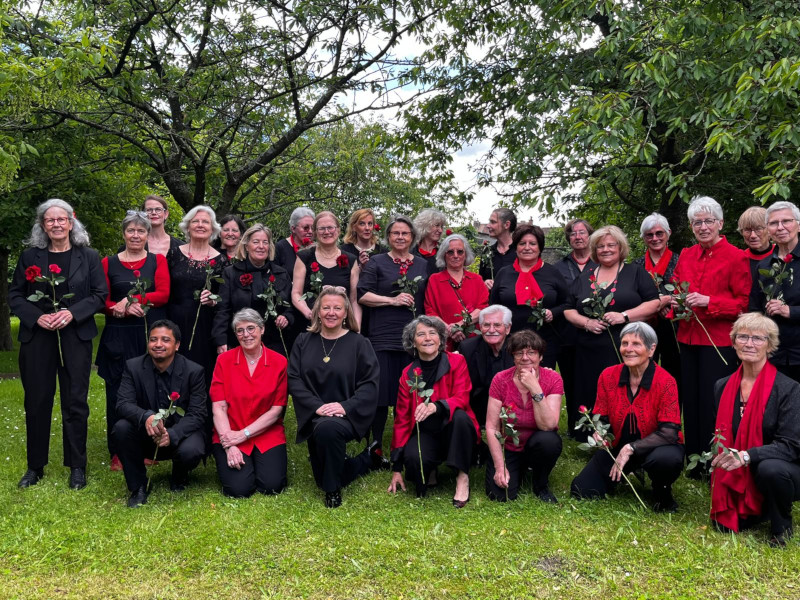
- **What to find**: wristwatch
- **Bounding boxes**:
[532,393,544,403]
[244,428,251,439]
[741,450,750,466]
[622,311,630,323]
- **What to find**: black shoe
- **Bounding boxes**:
[18,469,44,488]
[536,487,558,504]
[127,486,149,508]
[653,488,679,513]
[169,475,188,492]
[368,440,390,471]
[768,528,792,548]
[452,491,470,509]
[69,468,87,490]
[324,490,342,508]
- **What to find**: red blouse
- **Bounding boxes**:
[594,363,682,448]
[101,254,170,313]
[671,236,751,346]
[210,345,288,455]
[488,366,563,451]
[424,270,489,350]
[391,352,479,451]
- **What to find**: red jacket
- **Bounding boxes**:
[594,362,683,448]
[672,236,750,346]
[391,352,479,451]
[424,270,488,351]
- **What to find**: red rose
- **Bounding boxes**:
[610,288,616,293]
[209,259,216,266]
[785,255,793,264]
[483,240,488,246]
[374,223,381,231]
[239,273,254,287]
[578,405,588,413]
[610,299,615,305]
[446,229,453,236]
[310,262,320,273]
[269,274,276,283]
[399,266,408,276]
[49,264,61,274]
[133,270,141,278]
[588,274,596,282]
[413,367,423,377]
[25,265,42,282]
[336,254,349,268]
[302,237,312,246]
[169,392,180,402]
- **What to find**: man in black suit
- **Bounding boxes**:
[458,305,514,463]
[114,319,207,507]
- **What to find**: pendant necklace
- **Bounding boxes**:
[246,348,263,365]
[320,334,340,363]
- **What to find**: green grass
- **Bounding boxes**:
[0,330,799,598]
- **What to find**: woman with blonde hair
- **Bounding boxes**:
[341,208,387,267]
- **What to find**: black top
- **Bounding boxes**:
[459,336,514,427]
[556,253,597,286]
[295,247,358,310]
[489,262,570,332]
[273,238,299,281]
[632,251,680,295]
[749,244,800,365]
[478,242,517,281]
[47,249,73,301]
[410,245,440,276]
[357,253,428,350]
[714,371,800,465]
[287,331,379,443]
[340,242,388,261]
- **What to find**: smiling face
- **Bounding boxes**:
[516,233,541,265]
[479,311,510,349]
[220,221,242,250]
[246,230,270,265]
[188,210,213,242]
[315,215,340,247]
[414,323,441,361]
[512,347,541,371]
[619,334,655,369]
[124,222,149,253]
[42,207,73,245]
[144,199,167,228]
[691,210,722,246]
[234,321,264,352]
[595,234,621,267]
[568,222,590,251]
[766,208,799,248]
[643,225,669,254]
[356,215,375,244]
[388,221,413,253]
[426,221,445,245]
[733,328,769,365]
[148,326,180,366]
[444,238,466,271]
[319,293,347,333]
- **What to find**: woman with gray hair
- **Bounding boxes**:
[273,206,315,277]
[570,321,684,512]
[9,199,107,490]
[388,315,479,506]
[424,233,488,351]
[749,201,800,383]
[412,208,447,275]
[210,308,289,498]
[96,210,171,471]
[670,195,750,463]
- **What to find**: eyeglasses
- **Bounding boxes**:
[734,334,768,346]
[321,285,346,293]
[644,230,667,239]
[144,207,165,214]
[512,349,538,359]
[294,224,313,232]
[740,227,765,235]
[691,218,717,229]
[445,249,465,256]
[43,217,69,226]
[767,218,797,229]
[569,230,589,238]
[389,231,412,238]
[316,226,337,233]
[234,325,260,337]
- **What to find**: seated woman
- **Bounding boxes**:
[570,322,684,512]
[485,330,563,503]
[388,316,479,507]
[711,312,800,547]
[210,309,288,498]
[288,286,380,508]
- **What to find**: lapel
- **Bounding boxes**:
[68,246,83,280]
[171,354,186,408]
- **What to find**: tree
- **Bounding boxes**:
[403,0,800,226]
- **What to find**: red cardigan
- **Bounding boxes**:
[671,236,750,346]
[594,362,683,448]
[391,352,479,451]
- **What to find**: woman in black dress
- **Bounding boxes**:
[341,208,387,267]
[564,225,660,431]
[213,224,293,357]
[489,224,569,368]
[291,211,361,328]
[9,199,107,490]
[358,215,429,461]
[288,287,380,508]
[97,210,170,470]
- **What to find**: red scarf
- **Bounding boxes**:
[417,245,437,257]
[644,247,673,277]
[743,245,775,261]
[513,258,544,305]
[710,361,776,531]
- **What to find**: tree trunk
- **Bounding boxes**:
[0,247,14,351]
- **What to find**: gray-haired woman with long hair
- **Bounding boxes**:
[9,199,107,490]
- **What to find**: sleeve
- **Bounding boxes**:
[473,275,490,311]
[707,250,751,318]
[68,249,108,324]
[592,369,611,416]
[441,355,473,421]
[143,254,170,307]
[748,382,800,464]
[390,368,414,452]
[287,335,324,436]
[274,359,289,407]
[488,273,500,305]
[169,365,208,444]
[634,263,659,303]
[357,256,379,299]
[115,363,154,428]
[488,371,504,400]
[102,257,115,313]
[274,271,295,327]
[547,268,570,319]
[338,337,379,418]
[631,423,681,456]
[424,276,439,318]
[209,353,227,403]
[543,368,564,397]
[211,267,234,347]
[655,372,681,425]
[8,252,45,328]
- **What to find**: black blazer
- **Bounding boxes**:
[116,353,207,446]
[459,336,513,413]
[9,246,107,343]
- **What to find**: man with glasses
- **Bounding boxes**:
[114,320,207,507]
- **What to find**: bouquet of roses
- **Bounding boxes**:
[189,259,223,350]
[257,274,291,355]
[127,269,154,344]
[407,367,434,484]
[581,274,621,362]
[25,264,74,366]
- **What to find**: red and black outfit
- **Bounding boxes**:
[97,252,170,459]
[712,364,800,539]
[672,236,750,456]
[210,345,288,497]
[424,270,488,351]
[744,244,775,283]
[411,244,440,275]
[570,361,685,507]
[391,352,479,495]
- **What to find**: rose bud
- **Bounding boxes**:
[413,367,423,377]
[49,264,62,274]
[170,392,180,401]
[133,270,141,278]
[579,405,588,413]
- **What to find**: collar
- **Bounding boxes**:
[234,344,268,367]
[151,355,176,377]
[410,351,452,384]
[744,244,774,261]
[617,360,656,390]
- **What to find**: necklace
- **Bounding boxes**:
[572,252,590,266]
[316,248,339,261]
[244,348,263,365]
[122,249,147,265]
[320,334,342,363]
[187,247,211,262]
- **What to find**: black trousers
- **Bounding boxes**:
[570,444,685,500]
[306,417,371,493]
[485,430,562,501]
[753,458,800,536]
[212,443,287,498]
[557,345,580,436]
[113,419,205,492]
[680,344,738,456]
[19,325,93,470]
[401,409,476,488]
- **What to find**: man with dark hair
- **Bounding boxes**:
[114,319,207,507]
[479,207,518,289]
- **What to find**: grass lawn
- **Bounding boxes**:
[1,317,799,598]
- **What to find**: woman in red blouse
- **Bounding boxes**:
[485,330,563,503]
[388,315,479,507]
[424,234,489,351]
[97,210,170,470]
[210,308,288,497]
[570,322,684,512]
[669,195,751,461]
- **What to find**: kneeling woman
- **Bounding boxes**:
[288,286,380,508]
[485,330,563,503]
[388,316,479,507]
[711,313,800,547]
[571,322,684,512]
[210,308,288,497]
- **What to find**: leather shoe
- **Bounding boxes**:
[169,475,188,492]
[69,467,87,490]
[653,489,679,513]
[127,486,149,508]
[536,487,558,504]
[18,469,44,488]
[324,490,342,508]
[452,491,470,509]
[768,528,792,548]
[368,440,390,471]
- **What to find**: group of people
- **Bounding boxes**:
[8,194,800,547]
